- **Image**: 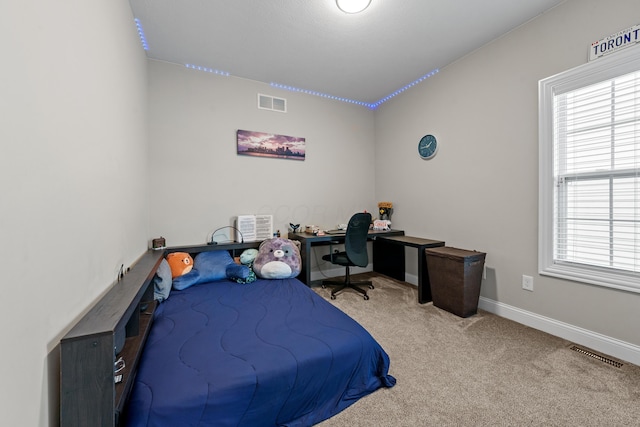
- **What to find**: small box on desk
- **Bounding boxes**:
[425,247,486,318]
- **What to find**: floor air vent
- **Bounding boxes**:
[569,345,623,368]
[258,94,287,112]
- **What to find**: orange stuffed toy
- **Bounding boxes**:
[166,252,194,278]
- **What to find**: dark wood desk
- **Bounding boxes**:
[288,229,405,286]
[373,236,445,304]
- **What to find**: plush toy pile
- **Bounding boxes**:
[153,238,303,302]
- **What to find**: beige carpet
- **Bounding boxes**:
[312,274,640,427]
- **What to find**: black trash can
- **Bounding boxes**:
[425,247,486,318]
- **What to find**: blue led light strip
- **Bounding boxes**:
[133,17,437,108]
[185,64,230,76]
[271,69,439,110]
[180,66,437,108]
[269,83,374,108]
[134,18,149,51]
[370,69,439,109]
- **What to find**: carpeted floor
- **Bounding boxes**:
[313,273,640,426]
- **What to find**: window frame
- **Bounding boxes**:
[538,46,640,293]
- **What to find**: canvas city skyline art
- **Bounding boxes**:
[237,129,306,161]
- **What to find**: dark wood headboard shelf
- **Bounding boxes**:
[114,300,156,416]
[59,241,262,426]
[60,249,164,427]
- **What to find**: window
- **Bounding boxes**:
[539,47,640,293]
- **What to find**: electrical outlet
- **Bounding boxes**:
[522,275,534,291]
[483,265,487,280]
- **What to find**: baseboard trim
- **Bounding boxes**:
[404,273,418,286]
[478,297,640,366]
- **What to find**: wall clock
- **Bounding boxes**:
[418,134,438,159]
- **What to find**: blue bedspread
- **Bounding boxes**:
[125,278,395,426]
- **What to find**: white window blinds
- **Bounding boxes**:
[553,71,640,274]
[539,47,640,292]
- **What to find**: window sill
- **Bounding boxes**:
[540,263,640,294]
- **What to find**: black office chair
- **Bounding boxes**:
[322,212,373,300]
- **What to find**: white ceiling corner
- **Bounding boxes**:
[128,0,566,106]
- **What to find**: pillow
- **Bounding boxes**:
[172,251,253,291]
[166,252,194,278]
[194,250,250,283]
[153,258,172,302]
[172,269,201,291]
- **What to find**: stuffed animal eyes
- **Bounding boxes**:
[270,247,291,255]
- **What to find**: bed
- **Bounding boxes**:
[124,275,396,426]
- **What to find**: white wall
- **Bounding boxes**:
[3,0,639,425]
[374,0,640,358]
[147,61,377,256]
[0,1,149,426]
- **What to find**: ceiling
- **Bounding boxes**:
[129,0,565,107]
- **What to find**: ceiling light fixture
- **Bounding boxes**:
[336,0,371,14]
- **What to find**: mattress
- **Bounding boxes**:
[125,277,395,426]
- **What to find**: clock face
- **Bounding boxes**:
[418,134,438,159]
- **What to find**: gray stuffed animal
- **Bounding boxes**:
[253,238,301,279]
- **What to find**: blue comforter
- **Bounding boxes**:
[125,278,395,426]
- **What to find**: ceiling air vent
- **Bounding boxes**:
[258,94,287,113]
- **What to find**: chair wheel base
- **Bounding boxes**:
[322,279,372,301]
